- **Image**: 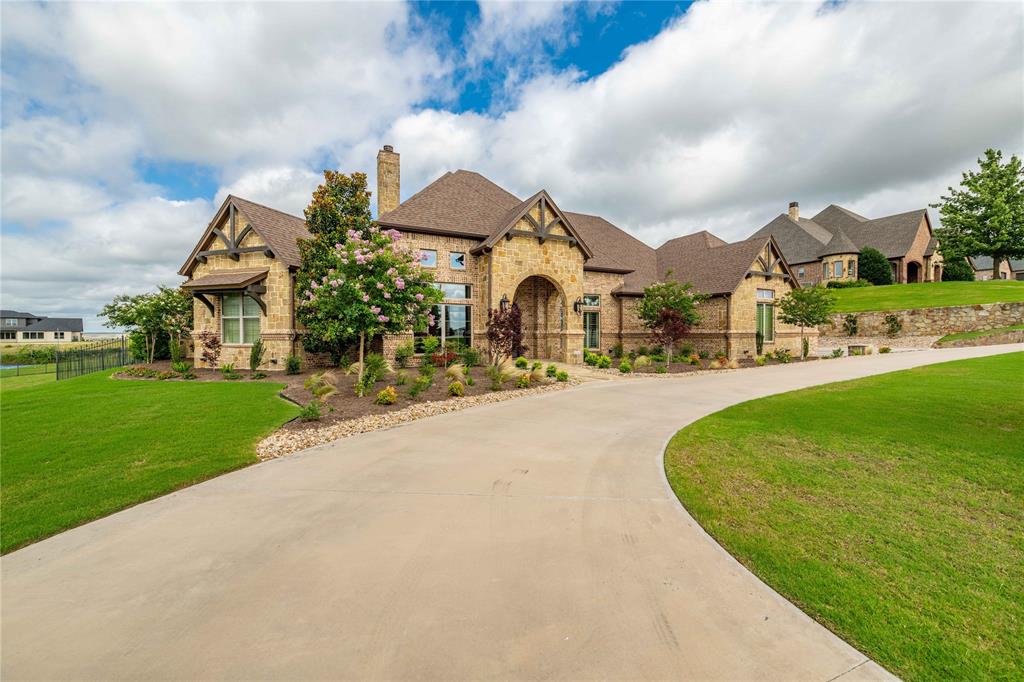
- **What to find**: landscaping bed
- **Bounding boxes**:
[583,347,821,375]
[664,352,1024,680]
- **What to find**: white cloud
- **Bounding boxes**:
[382,1,1023,245]
[217,167,323,217]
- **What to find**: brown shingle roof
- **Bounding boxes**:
[180,195,310,275]
[841,209,929,259]
[566,211,656,273]
[181,268,269,290]
[377,170,521,238]
[653,235,771,296]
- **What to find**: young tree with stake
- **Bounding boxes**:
[777,285,836,358]
[637,278,705,368]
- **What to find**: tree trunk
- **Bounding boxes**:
[666,341,672,369]
[800,326,806,358]
[993,256,1003,280]
[147,333,156,364]
[357,331,365,397]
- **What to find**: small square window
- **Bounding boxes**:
[450,252,466,270]
[756,289,774,300]
[419,250,437,268]
[797,267,805,278]
[583,294,600,307]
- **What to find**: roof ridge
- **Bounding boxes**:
[230,194,305,222]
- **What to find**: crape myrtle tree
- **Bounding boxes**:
[298,224,443,396]
[858,247,893,285]
[296,171,375,363]
[637,277,705,368]
[932,149,1024,279]
[777,285,836,358]
[155,286,193,362]
[101,293,163,363]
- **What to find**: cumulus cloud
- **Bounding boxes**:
[381,1,1023,245]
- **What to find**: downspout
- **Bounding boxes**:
[290,270,297,356]
[724,293,732,359]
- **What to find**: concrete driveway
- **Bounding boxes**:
[3,345,1019,680]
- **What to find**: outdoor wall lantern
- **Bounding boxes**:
[499,294,510,311]
[572,297,583,315]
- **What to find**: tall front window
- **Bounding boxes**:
[834,261,844,278]
[847,259,856,278]
[415,283,471,351]
[822,263,829,279]
[584,311,600,349]
[222,294,260,344]
[756,289,774,343]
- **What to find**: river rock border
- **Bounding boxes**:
[257,381,573,460]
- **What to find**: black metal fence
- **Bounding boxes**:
[56,337,129,381]
[0,362,55,379]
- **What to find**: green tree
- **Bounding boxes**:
[941,256,975,282]
[299,225,443,396]
[100,293,163,363]
[637,278,706,368]
[858,247,893,285]
[777,285,836,357]
[154,286,193,362]
[932,149,1024,279]
[296,171,375,362]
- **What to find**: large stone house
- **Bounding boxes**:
[179,147,811,369]
[750,202,943,286]
[969,256,1024,281]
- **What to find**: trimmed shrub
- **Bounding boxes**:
[774,348,792,364]
[879,346,892,353]
[619,360,632,373]
[858,247,893,285]
[515,374,531,389]
[826,279,872,289]
[515,356,528,369]
[285,354,302,375]
[942,258,975,281]
[634,355,651,368]
[459,345,481,368]
[609,343,624,359]
[419,336,440,355]
[171,361,191,374]
[584,351,598,366]
[654,364,667,374]
[698,350,709,360]
[555,370,569,382]
[831,348,845,358]
[375,386,398,405]
[298,400,322,421]
[755,355,767,367]
[596,355,612,369]
[447,380,465,397]
[408,376,431,398]
[531,361,542,371]
[394,342,414,368]
[545,363,557,378]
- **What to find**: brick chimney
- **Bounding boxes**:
[788,201,799,221]
[377,145,400,217]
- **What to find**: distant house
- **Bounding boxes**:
[750,202,942,286]
[969,256,1023,281]
[0,310,84,342]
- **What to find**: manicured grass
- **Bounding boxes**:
[830,280,1024,313]
[1,371,298,554]
[0,372,55,390]
[937,324,1024,344]
[665,353,1023,681]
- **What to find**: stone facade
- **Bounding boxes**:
[820,301,1024,337]
[189,214,298,371]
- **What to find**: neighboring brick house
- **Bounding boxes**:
[969,255,1021,281]
[0,310,83,342]
[179,146,812,368]
[751,202,943,286]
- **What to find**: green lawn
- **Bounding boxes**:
[1,371,298,554]
[830,280,1024,313]
[0,372,55,390]
[937,324,1024,344]
[665,353,1024,681]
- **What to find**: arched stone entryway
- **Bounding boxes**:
[906,261,921,283]
[513,275,567,361]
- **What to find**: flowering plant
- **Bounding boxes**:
[298,226,443,395]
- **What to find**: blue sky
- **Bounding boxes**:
[1,1,1021,330]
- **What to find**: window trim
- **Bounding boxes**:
[756,302,775,343]
[582,294,601,307]
[0,331,16,340]
[449,252,466,270]
[847,259,856,278]
[834,261,844,278]
[221,293,261,345]
[22,331,44,340]
[4,318,18,327]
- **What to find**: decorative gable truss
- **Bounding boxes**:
[747,238,798,284]
[473,191,594,259]
[196,203,276,264]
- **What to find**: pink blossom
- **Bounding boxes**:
[395,277,405,290]
[376,282,384,289]
[415,292,424,301]
[378,315,389,322]
[370,306,381,314]
[362,294,370,302]
[383,292,391,299]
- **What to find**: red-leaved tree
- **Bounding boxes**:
[486,303,526,365]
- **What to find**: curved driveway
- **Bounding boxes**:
[4,345,1020,680]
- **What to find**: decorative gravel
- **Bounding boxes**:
[257,381,574,460]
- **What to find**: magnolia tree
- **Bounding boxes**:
[777,285,836,357]
[637,278,705,368]
[298,226,443,395]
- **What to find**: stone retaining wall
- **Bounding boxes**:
[819,301,1024,337]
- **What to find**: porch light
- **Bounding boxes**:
[500,294,510,311]
[572,297,583,315]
